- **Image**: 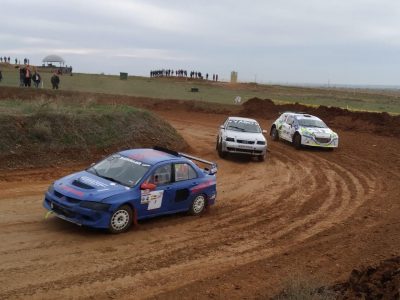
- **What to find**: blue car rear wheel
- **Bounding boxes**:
[190,195,206,216]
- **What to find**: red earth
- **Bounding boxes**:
[0,90,399,299]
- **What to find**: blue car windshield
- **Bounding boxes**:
[298,118,327,128]
[227,120,261,133]
[87,154,150,187]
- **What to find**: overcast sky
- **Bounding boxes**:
[1,0,399,85]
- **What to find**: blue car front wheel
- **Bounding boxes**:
[109,205,133,234]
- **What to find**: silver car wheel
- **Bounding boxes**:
[111,209,130,231]
[192,195,205,214]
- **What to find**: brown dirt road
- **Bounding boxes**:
[0,108,399,299]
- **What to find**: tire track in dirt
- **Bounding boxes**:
[0,112,396,299]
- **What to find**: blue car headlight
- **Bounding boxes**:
[47,184,54,194]
[79,201,111,211]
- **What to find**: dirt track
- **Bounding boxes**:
[1,107,399,299]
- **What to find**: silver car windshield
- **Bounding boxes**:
[298,118,327,128]
[226,120,261,133]
[87,154,150,187]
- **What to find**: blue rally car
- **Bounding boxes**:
[43,147,217,233]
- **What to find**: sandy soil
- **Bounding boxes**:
[0,108,399,299]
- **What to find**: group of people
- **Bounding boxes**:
[0,56,11,63]
[18,65,60,89]
[149,69,219,81]
[0,56,30,65]
[19,65,41,88]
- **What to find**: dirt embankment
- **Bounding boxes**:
[242,97,400,137]
[0,98,187,169]
[330,256,400,299]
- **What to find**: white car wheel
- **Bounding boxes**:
[271,127,279,141]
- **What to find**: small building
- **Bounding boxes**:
[231,71,238,83]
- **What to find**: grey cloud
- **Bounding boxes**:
[1,0,399,85]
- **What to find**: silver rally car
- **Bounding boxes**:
[270,112,339,149]
[216,117,267,161]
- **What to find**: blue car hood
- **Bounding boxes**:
[53,171,131,202]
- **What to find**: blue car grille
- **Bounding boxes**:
[53,190,81,204]
[54,190,63,198]
[52,202,75,218]
[66,197,81,204]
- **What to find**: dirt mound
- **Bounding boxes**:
[331,257,400,299]
[0,99,187,169]
[241,97,278,117]
[241,97,400,137]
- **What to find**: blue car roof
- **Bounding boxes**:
[118,148,183,165]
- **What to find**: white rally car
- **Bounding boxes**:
[216,117,267,161]
[270,112,339,149]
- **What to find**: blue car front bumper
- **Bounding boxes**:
[43,192,112,229]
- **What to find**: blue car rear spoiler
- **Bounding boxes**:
[179,153,218,175]
[153,146,217,175]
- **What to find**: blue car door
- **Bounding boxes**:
[138,163,175,218]
[168,162,199,212]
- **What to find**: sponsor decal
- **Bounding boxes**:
[120,156,142,165]
[141,190,164,210]
[128,151,165,162]
[231,119,256,125]
[80,176,108,188]
[191,180,215,193]
[61,185,84,197]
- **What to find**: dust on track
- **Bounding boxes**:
[0,110,399,299]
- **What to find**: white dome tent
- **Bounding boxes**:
[42,55,65,67]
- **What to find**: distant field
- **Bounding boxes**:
[1,66,400,113]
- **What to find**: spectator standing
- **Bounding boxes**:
[51,72,60,89]
[32,68,41,88]
[24,65,32,87]
[0,69,3,83]
[19,66,26,87]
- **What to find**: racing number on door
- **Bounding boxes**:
[141,164,172,211]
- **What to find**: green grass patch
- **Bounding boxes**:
[1,69,400,113]
[0,98,187,168]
